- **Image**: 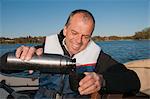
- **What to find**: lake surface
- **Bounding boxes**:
[0,40,150,63]
[96,40,150,63]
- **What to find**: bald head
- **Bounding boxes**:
[65,9,95,34]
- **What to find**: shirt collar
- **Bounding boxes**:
[62,38,74,57]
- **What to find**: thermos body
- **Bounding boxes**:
[0,52,76,73]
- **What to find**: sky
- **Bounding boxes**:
[0,0,149,38]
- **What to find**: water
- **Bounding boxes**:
[0,40,150,63]
[0,40,149,78]
[96,40,150,63]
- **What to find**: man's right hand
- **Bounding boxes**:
[15,45,43,60]
[15,45,43,74]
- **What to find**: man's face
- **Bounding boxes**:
[63,14,94,55]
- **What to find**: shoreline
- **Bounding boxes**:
[0,39,150,44]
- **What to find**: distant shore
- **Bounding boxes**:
[1,28,150,44]
[0,36,149,44]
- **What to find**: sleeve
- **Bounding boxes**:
[95,50,141,94]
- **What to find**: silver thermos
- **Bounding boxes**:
[0,52,76,73]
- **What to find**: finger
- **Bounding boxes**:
[36,48,43,56]
[85,72,100,81]
[79,82,100,95]
[79,72,94,86]
[15,45,24,58]
[79,83,96,95]
[79,77,95,92]
[79,72,101,95]
[20,46,30,60]
[25,47,36,60]
[84,72,91,75]
[29,70,34,74]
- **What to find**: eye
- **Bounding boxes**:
[71,30,78,35]
[83,35,91,40]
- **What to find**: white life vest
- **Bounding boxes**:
[44,34,101,70]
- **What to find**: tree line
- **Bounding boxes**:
[0,27,150,44]
[0,36,45,44]
[92,27,150,41]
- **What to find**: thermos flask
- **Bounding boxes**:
[0,52,76,74]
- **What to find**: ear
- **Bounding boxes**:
[63,26,67,36]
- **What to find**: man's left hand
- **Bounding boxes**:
[78,72,103,95]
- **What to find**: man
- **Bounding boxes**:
[15,9,140,99]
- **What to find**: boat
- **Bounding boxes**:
[124,59,150,96]
[0,59,150,99]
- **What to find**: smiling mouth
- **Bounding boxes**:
[72,44,81,50]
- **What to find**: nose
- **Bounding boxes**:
[76,34,83,44]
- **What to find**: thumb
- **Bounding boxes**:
[36,48,43,56]
[29,70,34,74]
[84,72,94,75]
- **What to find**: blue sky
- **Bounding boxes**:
[1,0,149,38]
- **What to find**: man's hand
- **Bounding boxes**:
[78,72,103,95]
[15,45,43,74]
[16,45,43,60]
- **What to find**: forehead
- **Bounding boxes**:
[71,13,93,24]
[68,14,93,35]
